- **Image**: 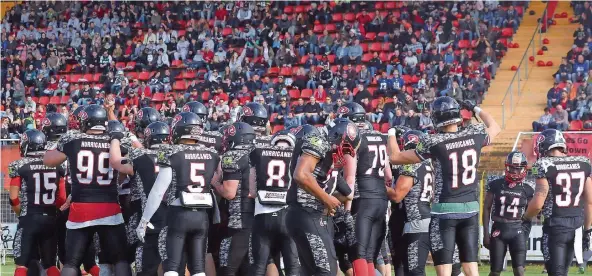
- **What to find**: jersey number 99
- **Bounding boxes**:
[77,151,113,186]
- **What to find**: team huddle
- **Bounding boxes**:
[7,96,592,276]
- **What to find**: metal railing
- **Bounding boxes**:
[500,2,549,129]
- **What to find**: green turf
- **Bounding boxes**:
[0,259,588,275]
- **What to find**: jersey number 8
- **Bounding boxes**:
[449,149,477,188]
[266,160,287,187]
[77,151,113,186]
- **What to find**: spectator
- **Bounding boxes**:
[292,98,306,125]
[371,97,385,123]
[348,39,363,65]
[549,104,569,131]
[304,96,322,124]
[405,109,420,129]
[24,96,36,114]
[569,92,589,120]
[554,57,574,83]
[547,82,562,108]
[573,54,590,82]
[419,109,434,132]
[336,41,349,65]
[390,108,407,127]
[321,97,334,123]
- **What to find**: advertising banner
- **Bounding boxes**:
[520,132,592,165]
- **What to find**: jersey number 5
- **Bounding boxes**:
[366,144,387,176]
[189,163,206,192]
[77,151,113,185]
[555,171,586,207]
[32,172,57,205]
[449,149,477,188]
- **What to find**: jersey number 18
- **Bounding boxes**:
[449,149,477,188]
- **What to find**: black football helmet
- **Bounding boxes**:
[41,112,67,141]
[143,121,170,148]
[170,112,204,144]
[336,102,367,127]
[271,129,297,147]
[327,118,361,168]
[182,101,208,120]
[79,104,107,132]
[401,130,425,150]
[239,102,268,131]
[20,129,47,157]
[505,151,528,186]
[288,124,320,140]
[223,122,256,150]
[135,107,161,134]
[534,129,567,159]
[68,105,85,130]
[107,120,125,134]
[431,96,462,128]
[392,125,411,150]
[362,120,374,130]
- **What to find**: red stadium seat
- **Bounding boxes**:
[502,28,513,37]
[313,24,324,33]
[267,67,280,77]
[173,80,186,91]
[325,24,336,32]
[380,123,390,133]
[280,67,292,77]
[126,72,138,80]
[385,2,396,10]
[70,74,82,83]
[115,62,126,69]
[60,96,70,105]
[294,6,305,13]
[569,120,583,131]
[39,96,50,106]
[365,32,377,41]
[272,125,285,134]
[152,93,165,102]
[270,113,279,124]
[171,60,184,68]
[300,89,313,99]
[458,40,470,49]
[284,6,294,14]
[138,71,151,81]
[362,53,373,63]
[49,96,61,105]
[125,62,136,70]
[332,13,343,22]
[82,74,93,83]
[344,13,355,22]
[222,28,233,36]
[369,42,382,52]
[289,89,301,99]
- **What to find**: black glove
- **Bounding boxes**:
[109,130,125,142]
[460,100,477,112]
[584,228,592,252]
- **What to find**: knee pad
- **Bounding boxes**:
[15,267,27,276]
[46,266,61,276]
[164,272,179,276]
[513,266,525,276]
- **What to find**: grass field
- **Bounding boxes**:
[0,259,588,275]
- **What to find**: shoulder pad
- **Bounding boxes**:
[222,148,251,170]
[128,147,156,161]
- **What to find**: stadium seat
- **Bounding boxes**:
[283,6,294,14]
[569,120,583,131]
[369,42,382,52]
[70,74,82,83]
[280,67,292,77]
[82,74,93,83]
[362,53,373,63]
[126,61,136,70]
[365,32,377,41]
[313,24,324,33]
[325,24,336,32]
[138,71,151,81]
[344,13,355,22]
[380,123,390,133]
[173,80,186,91]
[222,28,233,36]
[171,60,184,68]
[39,96,50,106]
[300,89,313,99]
[49,96,61,105]
[126,72,138,80]
[152,93,165,102]
[267,67,280,77]
[116,62,126,69]
[289,89,301,99]
[272,125,285,134]
[60,96,70,105]
[502,28,513,37]
[332,13,343,22]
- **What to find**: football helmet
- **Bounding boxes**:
[431,96,462,128]
[135,107,161,134]
[401,130,425,151]
[20,129,47,157]
[504,151,528,186]
[271,129,297,147]
[79,104,107,132]
[327,118,361,168]
[534,129,567,158]
[223,122,256,150]
[182,101,208,121]
[68,105,85,130]
[41,112,68,141]
[144,121,170,148]
[239,102,268,131]
[170,112,204,144]
[336,102,367,128]
[288,124,320,140]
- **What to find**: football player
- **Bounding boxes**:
[386,130,433,276]
[136,112,221,276]
[524,129,592,276]
[42,112,68,150]
[387,97,501,276]
[247,130,300,276]
[43,104,132,276]
[338,102,392,276]
[286,118,358,276]
[482,151,533,276]
[239,102,272,145]
[9,130,65,276]
[109,121,170,276]
[182,101,210,130]
[133,107,162,139]
[213,122,257,276]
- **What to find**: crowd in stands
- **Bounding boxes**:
[534,1,592,132]
[0,0,526,140]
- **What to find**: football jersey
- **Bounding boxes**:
[157,144,219,208]
[255,135,272,147]
[414,123,490,215]
[532,155,592,229]
[487,177,534,223]
[222,145,256,229]
[56,131,122,228]
[355,130,388,199]
[196,130,224,152]
[398,160,434,222]
[250,144,293,214]
[287,133,350,212]
[9,157,66,217]
[128,147,160,203]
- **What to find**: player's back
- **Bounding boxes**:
[128,147,160,202]
[488,177,534,223]
[532,155,591,229]
[356,130,388,199]
[251,144,293,207]
[9,157,65,217]
[196,130,224,152]
[58,132,118,203]
[415,123,490,207]
[160,144,220,206]
[399,160,434,222]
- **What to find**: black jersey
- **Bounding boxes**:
[57,132,119,204]
[197,130,224,152]
[157,144,219,208]
[222,145,256,228]
[9,157,66,217]
[532,155,592,229]
[250,144,293,205]
[356,130,388,199]
[287,133,351,212]
[414,123,490,209]
[128,147,160,203]
[399,160,434,222]
[255,135,272,147]
[487,177,535,223]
